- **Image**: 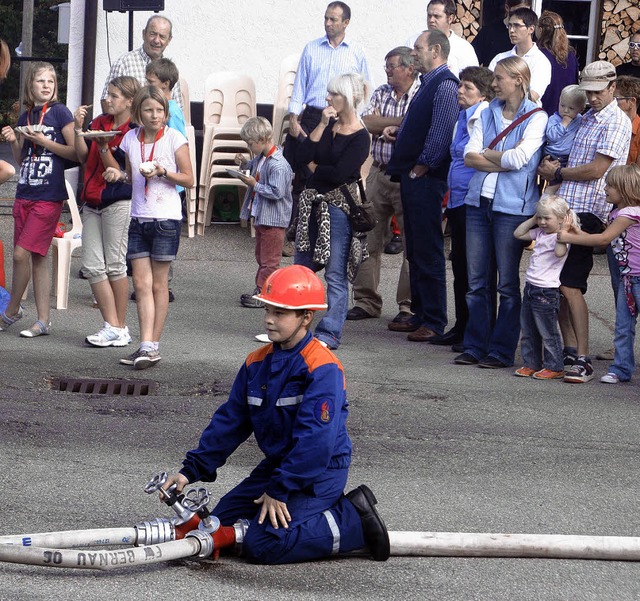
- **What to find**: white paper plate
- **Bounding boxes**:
[225,168,249,178]
[76,130,119,139]
[14,125,46,135]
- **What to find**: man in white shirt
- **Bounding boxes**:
[488,7,551,102]
[405,0,478,77]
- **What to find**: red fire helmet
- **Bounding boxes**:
[254,265,328,310]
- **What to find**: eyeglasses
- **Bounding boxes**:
[506,22,527,30]
[629,41,640,50]
[615,96,633,101]
[384,63,404,72]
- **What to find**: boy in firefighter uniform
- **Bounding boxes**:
[163,265,389,564]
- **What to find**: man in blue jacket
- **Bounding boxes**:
[162,265,389,564]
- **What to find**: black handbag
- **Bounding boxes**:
[340,180,377,233]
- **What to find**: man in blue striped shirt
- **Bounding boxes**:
[284,2,371,238]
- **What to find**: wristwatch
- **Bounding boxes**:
[409,171,417,179]
[99,147,109,154]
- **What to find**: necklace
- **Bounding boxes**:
[26,102,49,158]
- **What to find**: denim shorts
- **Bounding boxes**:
[127,218,181,262]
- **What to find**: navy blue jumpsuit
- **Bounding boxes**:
[179,331,365,564]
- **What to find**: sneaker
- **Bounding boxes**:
[514,366,536,377]
[86,323,131,347]
[533,368,564,380]
[120,348,145,366]
[563,351,577,370]
[240,288,263,308]
[0,306,24,331]
[600,372,620,384]
[133,349,161,370]
[563,356,594,383]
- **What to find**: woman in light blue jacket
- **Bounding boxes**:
[455,56,548,369]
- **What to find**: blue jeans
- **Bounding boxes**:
[295,204,351,349]
[609,276,640,382]
[520,283,563,372]
[464,198,527,365]
[400,173,447,334]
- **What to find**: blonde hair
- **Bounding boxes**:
[327,72,370,113]
[559,84,587,111]
[240,116,273,143]
[495,56,531,101]
[537,195,580,228]
[0,39,10,81]
[131,85,168,126]
[23,62,57,107]
[605,164,640,208]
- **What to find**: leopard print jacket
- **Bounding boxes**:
[295,183,368,283]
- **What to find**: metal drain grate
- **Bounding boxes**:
[52,377,158,396]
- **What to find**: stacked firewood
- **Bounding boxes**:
[599,0,640,65]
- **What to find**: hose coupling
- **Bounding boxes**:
[185,529,214,559]
[134,518,175,546]
[233,519,250,555]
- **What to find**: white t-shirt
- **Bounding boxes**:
[405,30,478,77]
[120,126,188,220]
[488,43,552,102]
[525,228,569,288]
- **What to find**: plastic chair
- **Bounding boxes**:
[50,178,83,310]
[197,72,256,235]
[272,54,300,147]
[179,77,199,238]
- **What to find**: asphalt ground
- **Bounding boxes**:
[1,207,640,600]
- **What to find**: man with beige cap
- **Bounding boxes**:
[538,60,631,384]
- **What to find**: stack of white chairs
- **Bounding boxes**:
[179,77,199,238]
[196,72,256,235]
[271,54,300,147]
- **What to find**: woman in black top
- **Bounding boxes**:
[295,73,370,350]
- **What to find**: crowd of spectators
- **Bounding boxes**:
[2,1,640,386]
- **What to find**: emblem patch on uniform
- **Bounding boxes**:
[315,399,333,423]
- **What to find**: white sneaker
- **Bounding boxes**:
[600,372,620,384]
[86,322,131,347]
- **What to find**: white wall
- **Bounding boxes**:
[70,0,431,112]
